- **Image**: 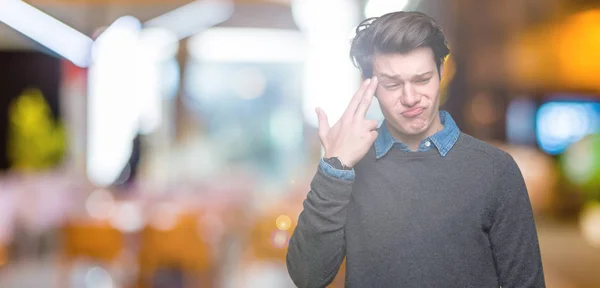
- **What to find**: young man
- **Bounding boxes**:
[286,11,545,287]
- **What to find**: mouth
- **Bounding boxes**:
[401,107,424,118]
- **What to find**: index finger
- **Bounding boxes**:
[343,78,372,118]
[355,76,378,117]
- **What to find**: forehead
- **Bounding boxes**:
[372,46,436,77]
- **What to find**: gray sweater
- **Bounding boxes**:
[287,133,545,287]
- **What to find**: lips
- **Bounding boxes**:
[401,107,424,118]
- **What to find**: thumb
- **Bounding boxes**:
[316,107,330,140]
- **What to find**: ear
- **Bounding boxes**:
[439,63,444,80]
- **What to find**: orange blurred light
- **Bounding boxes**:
[506,9,600,92]
[556,10,600,90]
[275,215,292,231]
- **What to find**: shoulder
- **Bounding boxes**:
[457,134,528,216]
[454,133,520,176]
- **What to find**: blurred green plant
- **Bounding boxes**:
[561,134,600,201]
[7,88,67,171]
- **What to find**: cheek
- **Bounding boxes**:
[419,82,441,99]
[375,92,396,112]
[375,89,396,104]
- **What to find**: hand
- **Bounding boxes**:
[316,77,379,168]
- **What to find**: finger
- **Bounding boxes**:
[343,78,372,118]
[356,77,378,117]
[316,107,330,141]
[364,119,379,131]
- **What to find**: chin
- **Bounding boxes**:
[387,119,425,137]
[401,125,428,136]
[403,117,430,133]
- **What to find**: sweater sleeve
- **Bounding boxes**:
[286,167,353,288]
[488,154,546,288]
[319,158,356,181]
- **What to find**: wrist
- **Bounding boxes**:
[325,151,354,168]
[323,155,353,170]
[337,157,352,169]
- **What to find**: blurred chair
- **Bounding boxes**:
[247,212,296,262]
[59,219,125,287]
[0,243,7,268]
[137,212,215,288]
[240,196,346,288]
[61,221,124,262]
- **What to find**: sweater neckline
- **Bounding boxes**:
[389,147,441,158]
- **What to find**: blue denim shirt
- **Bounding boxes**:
[319,110,460,181]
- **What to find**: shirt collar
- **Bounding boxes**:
[374,110,460,159]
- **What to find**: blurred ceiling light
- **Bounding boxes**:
[145,0,234,40]
[137,28,179,62]
[188,27,305,62]
[135,28,179,135]
[88,20,179,187]
[364,0,410,18]
[98,16,141,41]
[87,16,142,187]
[0,0,93,67]
[291,0,364,128]
[292,0,358,32]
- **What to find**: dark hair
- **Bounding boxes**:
[350,11,450,78]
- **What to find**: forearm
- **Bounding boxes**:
[491,206,545,287]
[489,156,546,287]
[286,167,353,288]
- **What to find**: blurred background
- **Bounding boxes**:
[0,0,599,287]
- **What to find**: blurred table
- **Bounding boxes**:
[537,219,600,288]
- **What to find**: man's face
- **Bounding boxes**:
[373,47,442,137]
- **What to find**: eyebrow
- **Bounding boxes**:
[378,71,433,81]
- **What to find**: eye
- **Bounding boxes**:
[384,83,401,90]
[415,78,430,84]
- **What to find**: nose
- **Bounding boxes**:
[400,84,421,107]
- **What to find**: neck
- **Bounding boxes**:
[387,112,443,151]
